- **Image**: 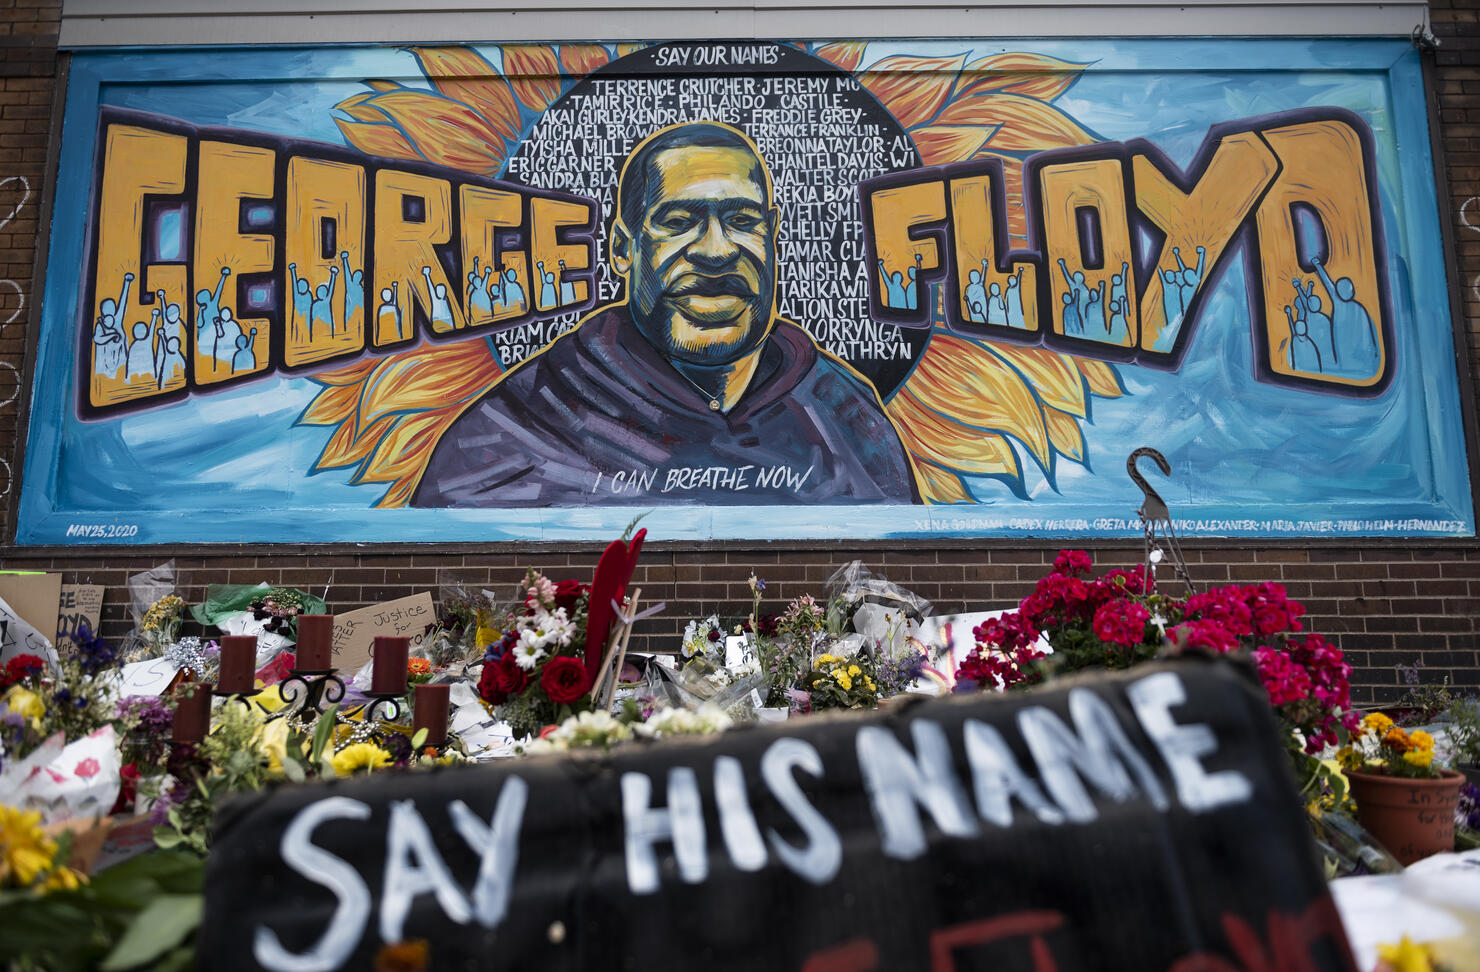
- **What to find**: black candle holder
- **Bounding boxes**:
[213,686,262,708]
[265,668,347,725]
[361,692,406,724]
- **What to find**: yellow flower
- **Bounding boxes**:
[43,864,85,892]
[2,686,44,729]
[0,805,58,889]
[817,654,840,666]
[1377,936,1438,972]
[848,665,862,677]
[255,718,293,775]
[330,743,392,774]
[864,676,876,694]
[831,671,853,691]
[1409,729,1434,752]
[1362,712,1393,733]
[1402,748,1433,769]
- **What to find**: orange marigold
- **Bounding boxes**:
[1382,726,1413,752]
[406,657,432,675]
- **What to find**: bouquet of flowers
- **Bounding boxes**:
[759,594,827,707]
[680,615,726,666]
[1338,712,1444,779]
[477,570,592,738]
[803,653,879,711]
[958,550,1361,807]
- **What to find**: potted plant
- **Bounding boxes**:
[1339,712,1465,865]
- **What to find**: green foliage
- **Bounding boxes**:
[0,850,203,971]
[1446,696,1480,767]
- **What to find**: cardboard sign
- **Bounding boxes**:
[113,655,182,697]
[56,584,105,655]
[201,659,1356,971]
[330,593,433,674]
[0,572,63,642]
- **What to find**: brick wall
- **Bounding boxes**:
[0,3,1475,709]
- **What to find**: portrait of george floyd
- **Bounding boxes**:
[411,121,922,508]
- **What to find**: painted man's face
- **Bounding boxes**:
[614,145,779,366]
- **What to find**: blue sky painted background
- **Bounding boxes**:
[16,39,1475,543]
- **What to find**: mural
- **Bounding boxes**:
[17,39,1474,542]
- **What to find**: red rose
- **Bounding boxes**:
[478,654,528,706]
[553,579,586,613]
[540,656,588,705]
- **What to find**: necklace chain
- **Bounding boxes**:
[673,365,723,411]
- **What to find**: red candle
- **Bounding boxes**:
[172,682,212,743]
[413,683,450,747]
[370,636,410,694]
[218,635,258,693]
[295,615,334,671]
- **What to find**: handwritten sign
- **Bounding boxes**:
[0,572,62,642]
[56,584,105,656]
[113,655,181,697]
[330,592,433,674]
[202,659,1356,970]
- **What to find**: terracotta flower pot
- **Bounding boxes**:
[1346,769,1464,866]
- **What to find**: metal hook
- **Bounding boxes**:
[1126,446,1171,523]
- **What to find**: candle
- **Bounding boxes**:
[413,683,450,747]
[217,635,258,693]
[370,636,410,694]
[172,682,212,743]
[295,614,334,671]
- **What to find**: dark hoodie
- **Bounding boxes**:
[411,304,919,508]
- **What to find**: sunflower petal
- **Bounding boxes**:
[353,410,451,485]
[937,92,1098,151]
[365,79,401,92]
[502,45,562,112]
[560,44,610,77]
[913,457,974,504]
[1043,406,1086,463]
[860,53,966,129]
[309,358,381,388]
[299,380,364,428]
[1076,357,1125,399]
[334,118,421,161]
[317,413,397,471]
[615,43,649,58]
[955,53,1092,103]
[912,125,995,166]
[890,390,1022,477]
[814,42,867,73]
[360,89,507,176]
[358,341,502,429]
[407,46,523,144]
[985,343,1088,418]
[905,333,1051,468]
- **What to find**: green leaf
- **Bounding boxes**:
[280,753,306,783]
[152,827,183,850]
[310,705,339,763]
[410,728,428,750]
[99,893,202,971]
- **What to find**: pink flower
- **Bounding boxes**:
[74,757,100,779]
[1052,550,1094,577]
[1092,600,1151,648]
[1169,619,1240,654]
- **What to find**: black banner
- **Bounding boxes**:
[201,658,1356,971]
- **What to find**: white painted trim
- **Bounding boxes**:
[59,1,1431,47]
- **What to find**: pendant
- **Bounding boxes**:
[708,399,720,411]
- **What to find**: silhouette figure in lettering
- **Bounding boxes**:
[1283,305,1324,373]
[1311,257,1379,378]
[1084,279,1107,335]
[288,263,314,341]
[1005,267,1027,329]
[421,266,455,330]
[963,268,988,324]
[96,273,134,379]
[377,283,404,341]
[153,327,184,390]
[1175,246,1205,313]
[1107,295,1129,344]
[339,251,364,326]
[1109,261,1128,329]
[495,268,525,314]
[231,327,258,374]
[195,267,230,347]
[467,256,495,319]
[878,259,909,309]
[557,259,578,304]
[311,266,340,338]
[126,317,155,381]
[214,307,242,366]
[904,253,922,311]
[536,260,558,311]
[1291,277,1335,371]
